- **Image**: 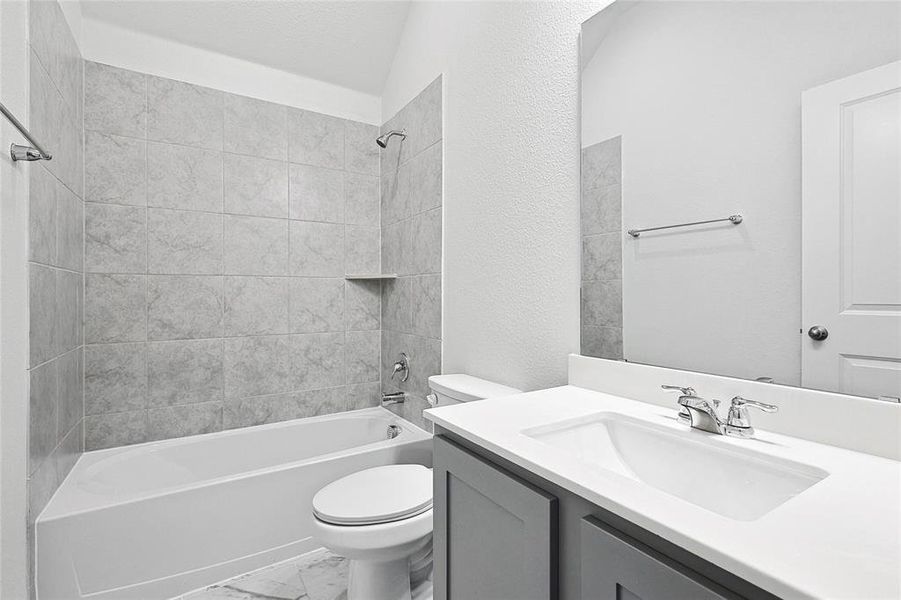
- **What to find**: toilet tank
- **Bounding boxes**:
[427,374,522,407]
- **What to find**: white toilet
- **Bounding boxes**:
[311,374,521,600]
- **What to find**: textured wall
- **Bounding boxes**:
[26,0,85,590]
[380,1,609,392]
[379,77,443,430]
[82,60,383,450]
[580,136,623,359]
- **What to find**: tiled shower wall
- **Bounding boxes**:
[82,60,384,450]
[380,77,443,430]
[581,136,623,359]
[26,0,85,586]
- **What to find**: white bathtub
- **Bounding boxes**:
[36,407,432,600]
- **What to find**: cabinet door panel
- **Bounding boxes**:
[434,436,558,600]
[581,517,737,600]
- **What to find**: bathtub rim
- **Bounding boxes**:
[38,407,431,522]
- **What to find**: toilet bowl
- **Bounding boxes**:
[312,464,433,600]
[313,375,521,600]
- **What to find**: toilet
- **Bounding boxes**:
[312,374,521,600]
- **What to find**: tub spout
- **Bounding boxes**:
[381,391,405,406]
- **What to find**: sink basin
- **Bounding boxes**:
[523,412,828,521]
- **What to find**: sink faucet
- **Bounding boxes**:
[665,385,778,438]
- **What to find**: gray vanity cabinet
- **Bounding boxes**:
[581,516,734,600]
[432,436,558,600]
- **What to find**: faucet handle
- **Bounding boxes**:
[726,396,777,437]
[661,384,697,396]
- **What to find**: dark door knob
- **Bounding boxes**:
[808,325,829,341]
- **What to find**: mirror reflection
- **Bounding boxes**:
[580,0,901,400]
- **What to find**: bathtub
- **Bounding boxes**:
[36,407,432,600]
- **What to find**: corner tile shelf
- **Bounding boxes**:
[344,274,398,280]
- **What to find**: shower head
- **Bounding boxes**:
[376,129,406,148]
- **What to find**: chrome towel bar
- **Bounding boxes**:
[627,214,742,238]
[0,100,52,161]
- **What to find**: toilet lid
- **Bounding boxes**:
[313,464,433,526]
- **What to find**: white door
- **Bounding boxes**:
[802,60,901,399]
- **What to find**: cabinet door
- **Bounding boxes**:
[581,517,737,600]
[433,436,558,600]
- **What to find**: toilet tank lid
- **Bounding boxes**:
[428,374,522,402]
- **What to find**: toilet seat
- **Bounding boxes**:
[313,464,432,526]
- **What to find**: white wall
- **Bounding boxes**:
[79,17,381,124]
[581,1,901,385]
[381,1,610,392]
[0,1,32,595]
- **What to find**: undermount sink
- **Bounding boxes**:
[523,412,828,521]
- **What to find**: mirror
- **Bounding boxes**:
[580,1,901,400]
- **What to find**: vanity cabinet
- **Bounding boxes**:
[433,436,557,600]
[433,434,776,600]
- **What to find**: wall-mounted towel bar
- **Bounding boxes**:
[0,101,52,161]
[627,214,742,238]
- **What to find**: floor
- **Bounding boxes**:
[176,549,349,600]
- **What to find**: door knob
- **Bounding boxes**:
[808,325,829,341]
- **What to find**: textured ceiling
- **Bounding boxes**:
[79,0,412,95]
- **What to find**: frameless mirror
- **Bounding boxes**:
[580,0,901,400]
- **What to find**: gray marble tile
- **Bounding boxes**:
[148,208,223,275]
[29,264,57,366]
[222,393,295,430]
[28,442,60,522]
[29,360,58,476]
[581,183,621,236]
[85,203,147,273]
[381,329,414,397]
[581,136,622,191]
[411,274,441,340]
[85,131,147,206]
[55,269,82,353]
[297,548,349,600]
[345,331,380,384]
[85,274,147,344]
[289,222,344,277]
[182,585,270,600]
[53,419,83,487]
[147,76,223,150]
[344,173,379,226]
[292,332,345,391]
[581,279,623,329]
[84,61,146,137]
[224,335,293,398]
[224,276,290,336]
[147,401,222,441]
[148,275,224,341]
[380,165,411,226]
[581,324,623,360]
[381,76,442,170]
[381,219,412,276]
[29,166,57,265]
[582,232,622,281]
[57,348,84,439]
[29,0,81,119]
[224,94,287,159]
[409,142,442,215]
[224,154,289,218]
[289,164,344,223]
[289,278,344,334]
[85,410,148,450]
[345,120,379,176]
[382,277,412,334]
[29,54,65,183]
[411,208,441,275]
[224,215,289,276]
[346,382,381,410]
[345,280,380,331]
[226,558,307,600]
[148,339,224,408]
[410,334,441,400]
[344,226,380,275]
[292,387,347,419]
[147,142,223,212]
[287,108,344,169]
[85,343,147,415]
[56,186,84,272]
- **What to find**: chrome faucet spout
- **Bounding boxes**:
[677,396,725,434]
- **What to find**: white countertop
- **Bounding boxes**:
[425,385,901,600]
